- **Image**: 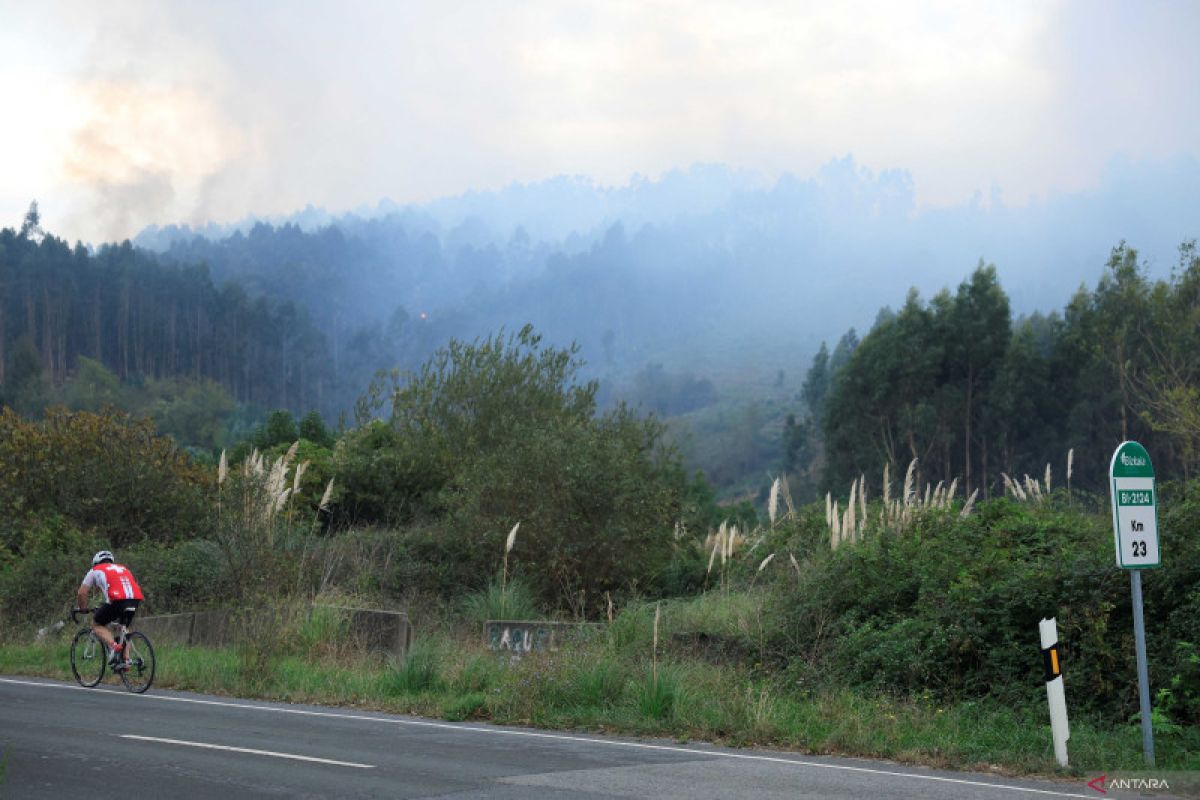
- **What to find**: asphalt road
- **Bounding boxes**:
[0,676,1127,799]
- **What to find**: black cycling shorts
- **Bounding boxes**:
[94,599,141,627]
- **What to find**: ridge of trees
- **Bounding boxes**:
[800,242,1200,495]
[0,206,335,418]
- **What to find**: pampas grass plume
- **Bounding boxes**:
[960,488,979,518]
[293,460,310,493]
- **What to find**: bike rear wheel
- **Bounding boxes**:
[70,629,106,687]
[118,631,155,693]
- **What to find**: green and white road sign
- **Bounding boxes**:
[1109,441,1160,569]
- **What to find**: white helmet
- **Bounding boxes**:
[92,550,114,566]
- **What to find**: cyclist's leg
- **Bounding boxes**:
[92,603,119,649]
[113,601,141,668]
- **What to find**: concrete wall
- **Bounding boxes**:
[135,606,413,658]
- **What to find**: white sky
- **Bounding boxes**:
[1,0,1197,243]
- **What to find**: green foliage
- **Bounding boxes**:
[61,357,124,411]
[444,403,683,609]
[254,437,336,515]
[141,378,236,451]
[298,410,335,448]
[339,326,687,609]
[0,514,99,625]
[124,539,228,614]
[54,358,240,452]
[812,243,1200,494]
[1,336,49,416]
[258,410,300,449]
[0,225,334,422]
[460,577,541,626]
[767,492,1200,723]
[0,407,208,548]
[569,657,627,708]
[442,692,487,721]
[211,453,316,601]
[637,665,679,719]
[388,640,444,695]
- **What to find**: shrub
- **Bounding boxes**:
[124,539,228,614]
[765,495,1197,720]
[339,326,687,610]
[0,407,208,547]
[0,514,100,626]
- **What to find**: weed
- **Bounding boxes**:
[387,640,443,695]
[637,664,679,720]
[442,692,488,721]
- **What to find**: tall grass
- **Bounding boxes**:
[460,576,540,625]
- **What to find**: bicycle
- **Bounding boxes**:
[69,608,156,693]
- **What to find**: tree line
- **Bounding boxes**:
[0,205,334,417]
[801,242,1200,496]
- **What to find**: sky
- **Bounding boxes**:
[1,0,1198,244]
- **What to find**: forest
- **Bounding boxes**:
[0,205,334,421]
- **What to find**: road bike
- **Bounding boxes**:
[70,608,156,693]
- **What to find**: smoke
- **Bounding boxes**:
[61,79,245,241]
[3,0,1197,242]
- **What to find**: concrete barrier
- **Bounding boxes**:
[322,605,414,656]
[134,605,413,658]
[484,620,601,654]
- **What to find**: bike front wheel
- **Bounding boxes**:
[118,631,155,693]
[70,629,106,687]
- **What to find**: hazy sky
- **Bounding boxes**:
[2,0,1197,243]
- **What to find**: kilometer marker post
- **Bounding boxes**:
[1108,441,1160,768]
[1039,618,1069,767]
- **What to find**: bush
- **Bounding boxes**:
[0,514,100,626]
[338,326,688,610]
[124,539,228,614]
[0,407,208,547]
[766,493,1200,722]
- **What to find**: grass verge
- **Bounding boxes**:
[2,631,1196,780]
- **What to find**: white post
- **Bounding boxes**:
[1039,617,1070,767]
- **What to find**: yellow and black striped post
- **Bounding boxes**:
[1039,618,1069,767]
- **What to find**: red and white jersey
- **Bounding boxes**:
[81,563,144,602]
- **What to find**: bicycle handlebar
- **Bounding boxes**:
[71,608,99,622]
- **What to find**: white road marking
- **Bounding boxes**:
[1,677,1091,798]
[120,734,374,768]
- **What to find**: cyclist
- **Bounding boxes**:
[76,550,144,667]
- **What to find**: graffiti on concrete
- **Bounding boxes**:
[484,621,598,654]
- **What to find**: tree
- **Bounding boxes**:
[338,325,686,609]
[18,201,42,242]
[801,342,830,419]
[299,410,334,447]
[1132,242,1200,476]
[948,264,1010,494]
